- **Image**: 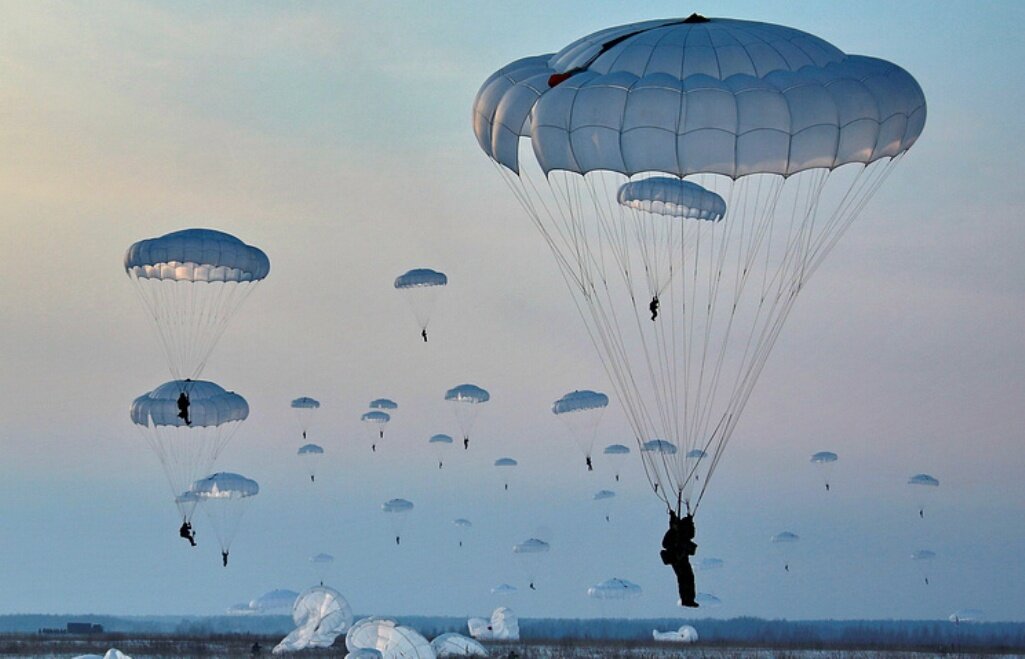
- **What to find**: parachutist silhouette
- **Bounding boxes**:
[529,582,536,591]
[649,296,659,321]
[464,437,469,450]
[302,430,306,440]
[250,641,261,656]
[605,515,610,523]
[310,474,315,483]
[784,563,790,572]
[379,430,384,439]
[372,444,376,452]
[395,536,401,546]
[615,474,620,482]
[222,551,229,567]
[825,483,830,491]
[179,520,196,546]
[919,508,924,518]
[504,483,509,491]
[585,456,593,471]
[176,391,191,426]
[459,541,463,547]
[439,461,443,470]
[661,509,698,607]
[654,483,659,493]
[421,329,428,342]
[925,577,929,585]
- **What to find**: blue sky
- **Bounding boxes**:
[0,0,1023,622]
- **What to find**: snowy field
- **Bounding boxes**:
[0,636,1021,659]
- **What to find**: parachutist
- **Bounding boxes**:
[529,582,536,591]
[379,430,384,439]
[654,483,659,493]
[925,577,929,585]
[919,508,924,518]
[586,456,593,471]
[615,474,620,482]
[464,437,469,450]
[176,391,191,426]
[250,641,261,656]
[179,520,196,547]
[661,509,698,607]
[649,296,659,321]
[310,474,315,483]
[504,483,508,491]
[396,536,401,546]
[421,329,428,342]
[439,461,443,470]
[784,563,790,572]
[302,430,306,440]
[372,444,376,452]
[825,483,830,491]
[222,551,229,567]
[459,541,463,547]
[605,515,610,523]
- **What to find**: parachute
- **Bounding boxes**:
[552,389,609,469]
[453,518,472,548]
[445,384,490,447]
[587,577,642,600]
[125,228,270,380]
[908,473,939,517]
[696,592,723,607]
[430,633,487,657]
[189,472,259,562]
[370,398,398,410]
[494,457,518,491]
[429,434,454,469]
[811,451,839,491]
[654,625,698,643]
[273,586,353,654]
[490,584,517,596]
[771,531,800,573]
[592,489,616,523]
[131,379,248,522]
[949,609,984,624]
[382,498,414,545]
[362,411,391,448]
[911,549,936,586]
[310,552,335,584]
[468,607,519,641]
[297,444,324,484]
[291,397,320,441]
[395,268,448,342]
[513,538,550,589]
[345,617,435,659]
[473,15,926,515]
[695,557,724,571]
[602,443,631,482]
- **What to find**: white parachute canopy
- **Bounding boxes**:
[513,538,550,587]
[297,444,324,483]
[552,389,609,467]
[125,228,270,380]
[696,592,723,607]
[490,584,517,596]
[468,607,519,641]
[250,589,300,614]
[473,14,926,515]
[811,451,839,491]
[593,489,616,522]
[131,379,248,522]
[395,268,448,341]
[429,434,454,469]
[362,411,391,446]
[653,625,698,643]
[71,651,132,659]
[602,443,631,482]
[273,586,354,654]
[445,384,490,445]
[771,531,800,572]
[291,397,320,440]
[382,498,414,544]
[189,472,259,556]
[911,549,937,585]
[370,398,398,410]
[494,457,518,490]
[587,578,642,600]
[453,518,472,547]
[345,617,435,658]
[430,633,488,657]
[908,473,940,517]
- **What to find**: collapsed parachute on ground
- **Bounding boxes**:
[272,586,353,654]
[653,625,698,643]
[473,14,925,516]
[395,268,448,342]
[345,617,435,658]
[125,228,269,380]
[467,607,519,641]
[132,380,248,522]
[430,633,488,657]
[71,650,132,659]
[949,609,984,624]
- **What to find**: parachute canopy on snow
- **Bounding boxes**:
[273,586,353,654]
[618,178,726,221]
[431,632,487,657]
[345,617,433,658]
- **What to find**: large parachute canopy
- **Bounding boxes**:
[273,586,353,654]
[131,379,248,521]
[345,617,435,659]
[430,633,487,657]
[125,228,269,380]
[445,384,490,445]
[189,472,259,557]
[473,14,925,515]
[395,268,448,342]
[468,607,519,641]
[552,390,609,466]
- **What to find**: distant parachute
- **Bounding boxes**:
[125,228,269,380]
[587,578,642,600]
[430,632,488,657]
[695,557,724,571]
[290,397,320,441]
[362,411,391,451]
[310,552,335,585]
[382,498,414,545]
[297,444,324,484]
[453,518,472,548]
[513,538,550,590]
[771,531,800,573]
[273,586,353,654]
[369,398,398,410]
[602,444,631,482]
[949,608,984,624]
[593,489,616,523]
[131,379,248,523]
[394,268,448,342]
[911,549,936,585]
[429,434,454,469]
[445,384,490,449]
[552,390,609,471]
[811,451,839,491]
[490,584,517,596]
[250,589,300,614]
[189,472,259,566]
[494,457,518,491]
[908,473,940,518]
[695,592,722,607]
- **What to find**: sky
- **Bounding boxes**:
[0,0,1023,623]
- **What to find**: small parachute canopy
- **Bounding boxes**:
[490,584,517,595]
[131,380,248,428]
[772,531,800,544]
[494,458,518,467]
[273,586,353,654]
[617,178,726,222]
[552,389,609,415]
[362,411,391,424]
[454,518,473,529]
[696,557,724,571]
[191,472,259,499]
[446,384,490,404]
[911,549,937,561]
[603,444,630,455]
[696,592,723,607]
[297,444,324,455]
[949,608,984,624]
[593,489,616,501]
[395,268,448,289]
[430,434,454,444]
[382,498,414,513]
[513,538,550,554]
[430,633,487,657]
[641,439,678,454]
[811,451,838,463]
[370,399,398,410]
[291,397,320,409]
[685,449,707,459]
[310,552,335,564]
[909,473,939,486]
[587,578,642,600]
